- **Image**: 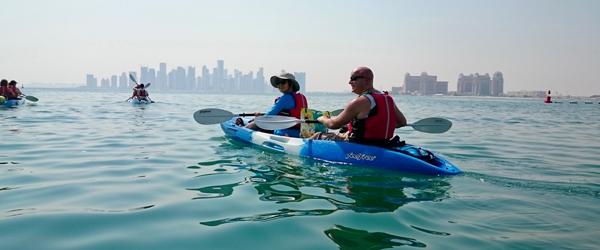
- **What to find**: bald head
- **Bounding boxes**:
[352,67,373,80]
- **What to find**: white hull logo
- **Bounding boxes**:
[345,152,376,161]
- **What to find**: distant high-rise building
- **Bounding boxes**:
[201,65,210,90]
[187,66,196,90]
[140,66,149,84]
[111,75,118,88]
[148,68,156,87]
[457,73,492,96]
[158,62,167,89]
[234,69,243,91]
[217,60,224,90]
[294,72,306,92]
[176,67,186,90]
[168,69,177,90]
[212,67,218,90]
[491,72,504,96]
[119,73,128,89]
[196,76,202,90]
[86,74,97,88]
[100,78,110,88]
[256,67,265,93]
[402,72,448,95]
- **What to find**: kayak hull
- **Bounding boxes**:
[131,99,151,105]
[220,117,461,175]
[1,98,26,108]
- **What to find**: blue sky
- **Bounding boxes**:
[1,0,599,95]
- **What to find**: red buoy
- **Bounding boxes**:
[544,90,552,103]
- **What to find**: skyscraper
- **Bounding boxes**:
[294,72,306,92]
[140,66,149,84]
[158,62,167,89]
[187,66,196,90]
[201,65,210,90]
[119,73,127,89]
[86,74,97,88]
[111,75,118,88]
[217,60,224,90]
[491,72,504,96]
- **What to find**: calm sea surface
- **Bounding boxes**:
[1,88,599,250]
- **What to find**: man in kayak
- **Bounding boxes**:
[245,72,308,138]
[310,67,407,147]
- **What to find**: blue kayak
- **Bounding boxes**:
[220,117,461,175]
[1,98,25,108]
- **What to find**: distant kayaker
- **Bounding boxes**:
[0,79,19,100]
[245,72,308,138]
[132,83,150,101]
[310,67,407,147]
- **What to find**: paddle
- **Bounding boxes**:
[129,74,151,89]
[193,108,344,125]
[22,95,39,102]
[193,108,265,125]
[254,116,452,134]
[329,109,343,116]
[129,74,139,85]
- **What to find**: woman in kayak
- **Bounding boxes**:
[245,72,308,138]
[310,67,407,147]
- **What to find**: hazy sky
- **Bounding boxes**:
[1,0,599,95]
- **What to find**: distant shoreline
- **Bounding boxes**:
[21,86,599,100]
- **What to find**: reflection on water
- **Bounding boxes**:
[201,208,336,226]
[191,154,452,226]
[325,224,427,249]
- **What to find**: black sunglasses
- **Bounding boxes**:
[350,76,365,81]
[277,79,288,85]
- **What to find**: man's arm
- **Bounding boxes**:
[317,97,370,129]
[394,104,407,128]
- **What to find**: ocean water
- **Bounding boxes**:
[1,88,599,250]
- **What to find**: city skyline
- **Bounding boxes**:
[85,60,306,94]
[2,1,599,96]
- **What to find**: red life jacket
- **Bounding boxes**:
[8,85,18,94]
[0,86,17,99]
[134,89,147,97]
[274,93,308,128]
[348,91,396,146]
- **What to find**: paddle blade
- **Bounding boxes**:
[24,95,39,102]
[145,83,151,88]
[129,74,138,85]
[193,108,235,125]
[408,117,452,133]
[330,109,343,116]
[254,116,303,130]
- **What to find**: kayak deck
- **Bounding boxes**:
[220,117,461,175]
